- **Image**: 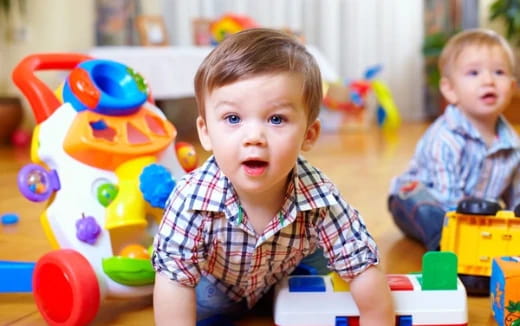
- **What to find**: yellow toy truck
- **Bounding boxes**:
[441,198,520,296]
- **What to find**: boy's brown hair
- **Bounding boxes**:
[194,28,322,123]
[438,28,516,77]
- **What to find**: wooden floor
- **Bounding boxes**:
[0,122,501,325]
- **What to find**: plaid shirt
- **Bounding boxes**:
[153,156,379,307]
[390,105,520,210]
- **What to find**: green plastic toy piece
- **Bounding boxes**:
[421,251,458,290]
[102,256,155,286]
[96,183,118,207]
[127,67,148,93]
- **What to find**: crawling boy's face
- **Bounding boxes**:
[196,72,320,197]
[441,44,516,122]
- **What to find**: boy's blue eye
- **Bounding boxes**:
[467,70,478,76]
[495,69,505,76]
[226,115,241,124]
[269,115,284,125]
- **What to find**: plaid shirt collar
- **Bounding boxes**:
[185,155,338,226]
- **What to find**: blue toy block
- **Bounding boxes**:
[196,314,235,326]
[335,316,348,326]
[288,276,326,292]
[0,261,35,292]
[291,262,318,275]
[1,213,19,225]
[398,315,413,326]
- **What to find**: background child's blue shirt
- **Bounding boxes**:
[390,105,520,210]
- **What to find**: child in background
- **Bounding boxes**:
[388,28,520,251]
[153,28,394,325]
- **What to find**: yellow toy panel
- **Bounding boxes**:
[441,210,520,277]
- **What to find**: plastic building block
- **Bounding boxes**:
[291,262,319,276]
[196,314,235,326]
[330,272,350,292]
[274,252,468,326]
[1,213,19,225]
[490,256,520,326]
[335,316,348,326]
[0,261,35,292]
[422,251,457,290]
[289,276,326,292]
[387,275,414,291]
[398,315,413,326]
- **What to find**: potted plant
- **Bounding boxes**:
[422,31,455,90]
[488,0,520,124]
[0,0,27,40]
[422,30,459,119]
[489,0,520,45]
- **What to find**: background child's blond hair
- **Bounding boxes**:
[438,28,516,77]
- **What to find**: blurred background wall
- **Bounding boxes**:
[0,0,512,128]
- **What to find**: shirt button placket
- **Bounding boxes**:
[475,159,491,197]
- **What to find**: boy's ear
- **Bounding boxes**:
[440,76,458,104]
[301,119,321,152]
[196,116,212,151]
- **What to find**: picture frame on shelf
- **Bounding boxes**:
[136,15,169,46]
[95,0,141,46]
[192,18,213,46]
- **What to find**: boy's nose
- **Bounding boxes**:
[243,123,266,146]
[481,71,495,84]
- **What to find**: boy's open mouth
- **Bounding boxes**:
[481,92,497,104]
[242,160,268,176]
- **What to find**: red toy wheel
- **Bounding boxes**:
[33,249,100,325]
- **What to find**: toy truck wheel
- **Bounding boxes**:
[33,249,100,326]
[458,274,490,296]
[456,197,501,215]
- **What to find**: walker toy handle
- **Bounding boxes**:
[12,53,92,123]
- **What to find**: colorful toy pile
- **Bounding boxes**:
[210,13,258,44]
[320,65,400,132]
[2,53,197,325]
